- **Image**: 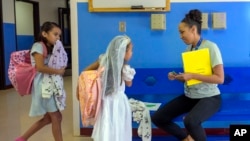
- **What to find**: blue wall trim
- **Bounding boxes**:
[16,35,34,51]
[3,23,16,85]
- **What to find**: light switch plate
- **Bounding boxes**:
[119,21,126,32]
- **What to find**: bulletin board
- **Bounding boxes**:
[88,0,170,12]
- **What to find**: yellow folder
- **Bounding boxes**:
[182,48,212,86]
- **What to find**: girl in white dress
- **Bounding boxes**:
[83,35,135,141]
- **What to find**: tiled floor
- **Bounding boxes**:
[1,76,230,141]
[0,76,92,141]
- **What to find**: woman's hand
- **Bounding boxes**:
[175,73,193,81]
[168,72,177,80]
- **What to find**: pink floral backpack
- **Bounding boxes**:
[77,67,104,127]
[8,42,47,96]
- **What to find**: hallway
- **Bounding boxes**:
[0,76,92,141]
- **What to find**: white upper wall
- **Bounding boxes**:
[77,0,250,2]
[2,0,250,24]
[32,0,66,25]
[76,0,87,2]
[2,0,15,23]
[2,0,66,25]
[172,0,250,2]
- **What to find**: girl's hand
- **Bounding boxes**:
[57,67,66,75]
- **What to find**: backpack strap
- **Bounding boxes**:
[89,67,105,92]
[96,66,105,77]
[40,42,48,58]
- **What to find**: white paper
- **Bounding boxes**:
[144,102,161,111]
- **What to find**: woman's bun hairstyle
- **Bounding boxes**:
[181,9,202,34]
[187,9,202,25]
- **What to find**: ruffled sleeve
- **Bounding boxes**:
[122,64,136,81]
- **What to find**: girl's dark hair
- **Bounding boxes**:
[181,9,202,35]
[36,21,60,43]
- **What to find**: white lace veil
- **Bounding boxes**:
[99,35,131,97]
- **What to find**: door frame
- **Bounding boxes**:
[0,0,4,89]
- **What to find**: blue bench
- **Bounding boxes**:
[125,67,250,135]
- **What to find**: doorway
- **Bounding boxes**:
[15,0,40,51]
[0,0,40,90]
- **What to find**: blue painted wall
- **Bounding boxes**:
[16,35,34,51]
[3,23,16,85]
[77,2,250,71]
[77,2,250,128]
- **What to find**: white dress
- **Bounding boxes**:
[91,81,132,141]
